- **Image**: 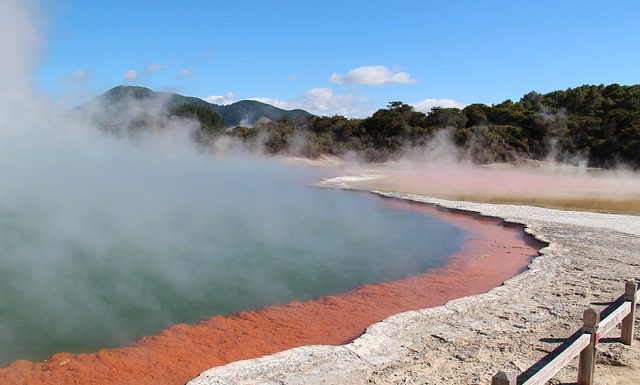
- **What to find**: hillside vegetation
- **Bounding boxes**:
[78,84,640,168]
[74,86,311,130]
[250,84,639,168]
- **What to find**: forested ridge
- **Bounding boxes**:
[83,84,640,168]
[239,84,640,168]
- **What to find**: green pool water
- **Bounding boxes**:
[0,161,465,365]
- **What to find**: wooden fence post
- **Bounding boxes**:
[577,308,599,385]
[491,371,516,385]
[621,280,637,345]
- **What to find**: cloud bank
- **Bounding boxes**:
[330,65,415,85]
[123,69,138,81]
[412,98,466,113]
[205,92,236,105]
[145,64,164,73]
[252,87,370,117]
[69,69,93,82]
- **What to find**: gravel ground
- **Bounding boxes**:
[188,190,640,385]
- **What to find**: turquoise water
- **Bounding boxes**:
[0,164,465,365]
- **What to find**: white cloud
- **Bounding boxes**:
[146,64,163,73]
[123,69,138,81]
[178,69,192,78]
[250,97,291,110]
[412,98,466,113]
[287,73,297,81]
[251,87,369,117]
[205,92,236,105]
[69,69,93,82]
[330,65,415,85]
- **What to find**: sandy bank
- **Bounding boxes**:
[0,195,537,385]
[188,190,640,385]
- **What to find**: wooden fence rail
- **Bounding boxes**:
[492,280,638,385]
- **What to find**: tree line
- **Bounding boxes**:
[179,84,640,168]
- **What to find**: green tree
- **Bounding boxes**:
[170,104,224,143]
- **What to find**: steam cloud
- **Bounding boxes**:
[0,115,462,363]
[0,0,464,365]
[3,0,639,369]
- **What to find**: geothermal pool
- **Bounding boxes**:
[0,134,539,385]
[0,185,465,365]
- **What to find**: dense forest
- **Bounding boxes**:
[84,84,640,168]
[188,84,640,168]
[192,84,640,168]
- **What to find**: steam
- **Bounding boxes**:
[0,0,41,107]
[0,0,466,365]
[0,122,463,364]
[3,0,638,369]
[339,146,640,213]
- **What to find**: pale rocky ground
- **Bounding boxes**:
[188,188,640,385]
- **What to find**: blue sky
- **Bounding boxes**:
[36,0,640,116]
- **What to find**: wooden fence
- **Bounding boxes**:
[492,280,638,385]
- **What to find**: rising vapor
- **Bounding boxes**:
[0,0,466,366]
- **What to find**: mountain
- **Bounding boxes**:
[73,84,640,169]
[74,86,312,127]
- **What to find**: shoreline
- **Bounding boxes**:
[0,193,539,385]
[188,189,640,385]
[316,163,640,215]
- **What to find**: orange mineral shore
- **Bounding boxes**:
[0,195,542,385]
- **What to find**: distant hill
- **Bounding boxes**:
[72,84,640,168]
[74,86,312,128]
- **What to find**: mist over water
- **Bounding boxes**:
[5,0,636,371]
[0,135,465,364]
[0,0,463,365]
